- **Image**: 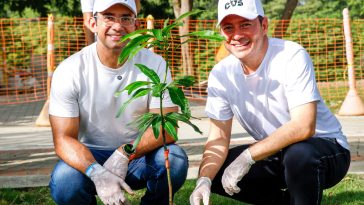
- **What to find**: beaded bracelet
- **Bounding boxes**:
[85,162,98,177]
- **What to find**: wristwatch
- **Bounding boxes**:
[121,143,136,159]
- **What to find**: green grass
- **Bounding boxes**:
[0,175,363,205]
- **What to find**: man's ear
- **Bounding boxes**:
[135,19,141,30]
[262,16,269,35]
[89,16,97,33]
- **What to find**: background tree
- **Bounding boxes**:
[193,0,218,20]
[272,0,298,37]
[294,0,364,19]
[1,0,363,19]
[138,0,174,19]
[169,0,194,76]
[0,0,80,18]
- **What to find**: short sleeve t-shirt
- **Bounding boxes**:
[205,38,349,150]
[49,43,175,149]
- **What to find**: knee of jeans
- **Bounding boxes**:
[49,161,92,204]
[167,144,189,188]
[152,144,188,188]
[283,144,318,178]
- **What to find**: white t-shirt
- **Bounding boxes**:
[206,38,349,150]
[49,43,175,150]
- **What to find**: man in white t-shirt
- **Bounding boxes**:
[190,0,350,204]
[80,0,95,45]
[49,0,188,204]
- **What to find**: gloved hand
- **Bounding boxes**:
[103,149,129,179]
[221,148,255,196]
[87,163,134,205]
[189,177,212,205]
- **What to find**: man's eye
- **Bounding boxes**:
[121,17,130,21]
[240,23,251,28]
[104,16,115,21]
[223,26,233,32]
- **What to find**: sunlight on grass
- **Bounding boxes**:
[0,175,363,205]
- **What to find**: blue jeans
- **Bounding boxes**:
[211,137,350,205]
[49,144,188,205]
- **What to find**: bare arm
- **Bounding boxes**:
[82,12,94,45]
[119,106,179,158]
[249,102,317,161]
[50,115,96,173]
[198,118,233,180]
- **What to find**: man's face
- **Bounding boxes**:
[91,4,137,52]
[220,15,268,62]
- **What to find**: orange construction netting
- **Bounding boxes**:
[0,17,363,111]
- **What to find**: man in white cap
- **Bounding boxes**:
[190,0,350,204]
[49,0,188,204]
[80,0,95,45]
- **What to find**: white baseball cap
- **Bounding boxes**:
[217,0,264,26]
[93,0,137,16]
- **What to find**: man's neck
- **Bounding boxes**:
[96,43,123,69]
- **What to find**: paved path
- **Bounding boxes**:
[0,101,363,188]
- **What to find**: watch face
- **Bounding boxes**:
[123,143,135,155]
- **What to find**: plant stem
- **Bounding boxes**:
[161,36,173,205]
[164,148,173,205]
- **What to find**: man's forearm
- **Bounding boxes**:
[50,115,96,174]
[118,127,175,159]
[198,139,229,180]
[55,137,97,173]
[120,106,179,158]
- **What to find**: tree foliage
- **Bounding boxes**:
[1,0,363,19]
[0,0,81,18]
[294,0,364,19]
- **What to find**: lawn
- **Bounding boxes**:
[0,174,363,205]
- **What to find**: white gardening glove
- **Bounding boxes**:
[221,149,255,196]
[103,149,129,179]
[189,177,212,205]
[87,163,134,205]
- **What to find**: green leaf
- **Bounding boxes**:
[166,112,189,122]
[164,116,178,128]
[127,34,154,49]
[130,42,149,56]
[163,18,170,29]
[131,113,155,125]
[164,121,178,141]
[175,10,202,22]
[135,64,160,84]
[134,113,158,129]
[116,88,151,118]
[174,76,195,87]
[118,41,135,64]
[120,29,149,42]
[151,29,164,42]
[167,85,190,115]
[151,116,162,139]
[185,30,226,42]
[166,112,202,134]
[182,98,191,117]
[118,32,156,64]
[151,83,167,97]
[120,40,154,64]
[115,81,151,96]
[162,21,183,37]
[130,113,158,150]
